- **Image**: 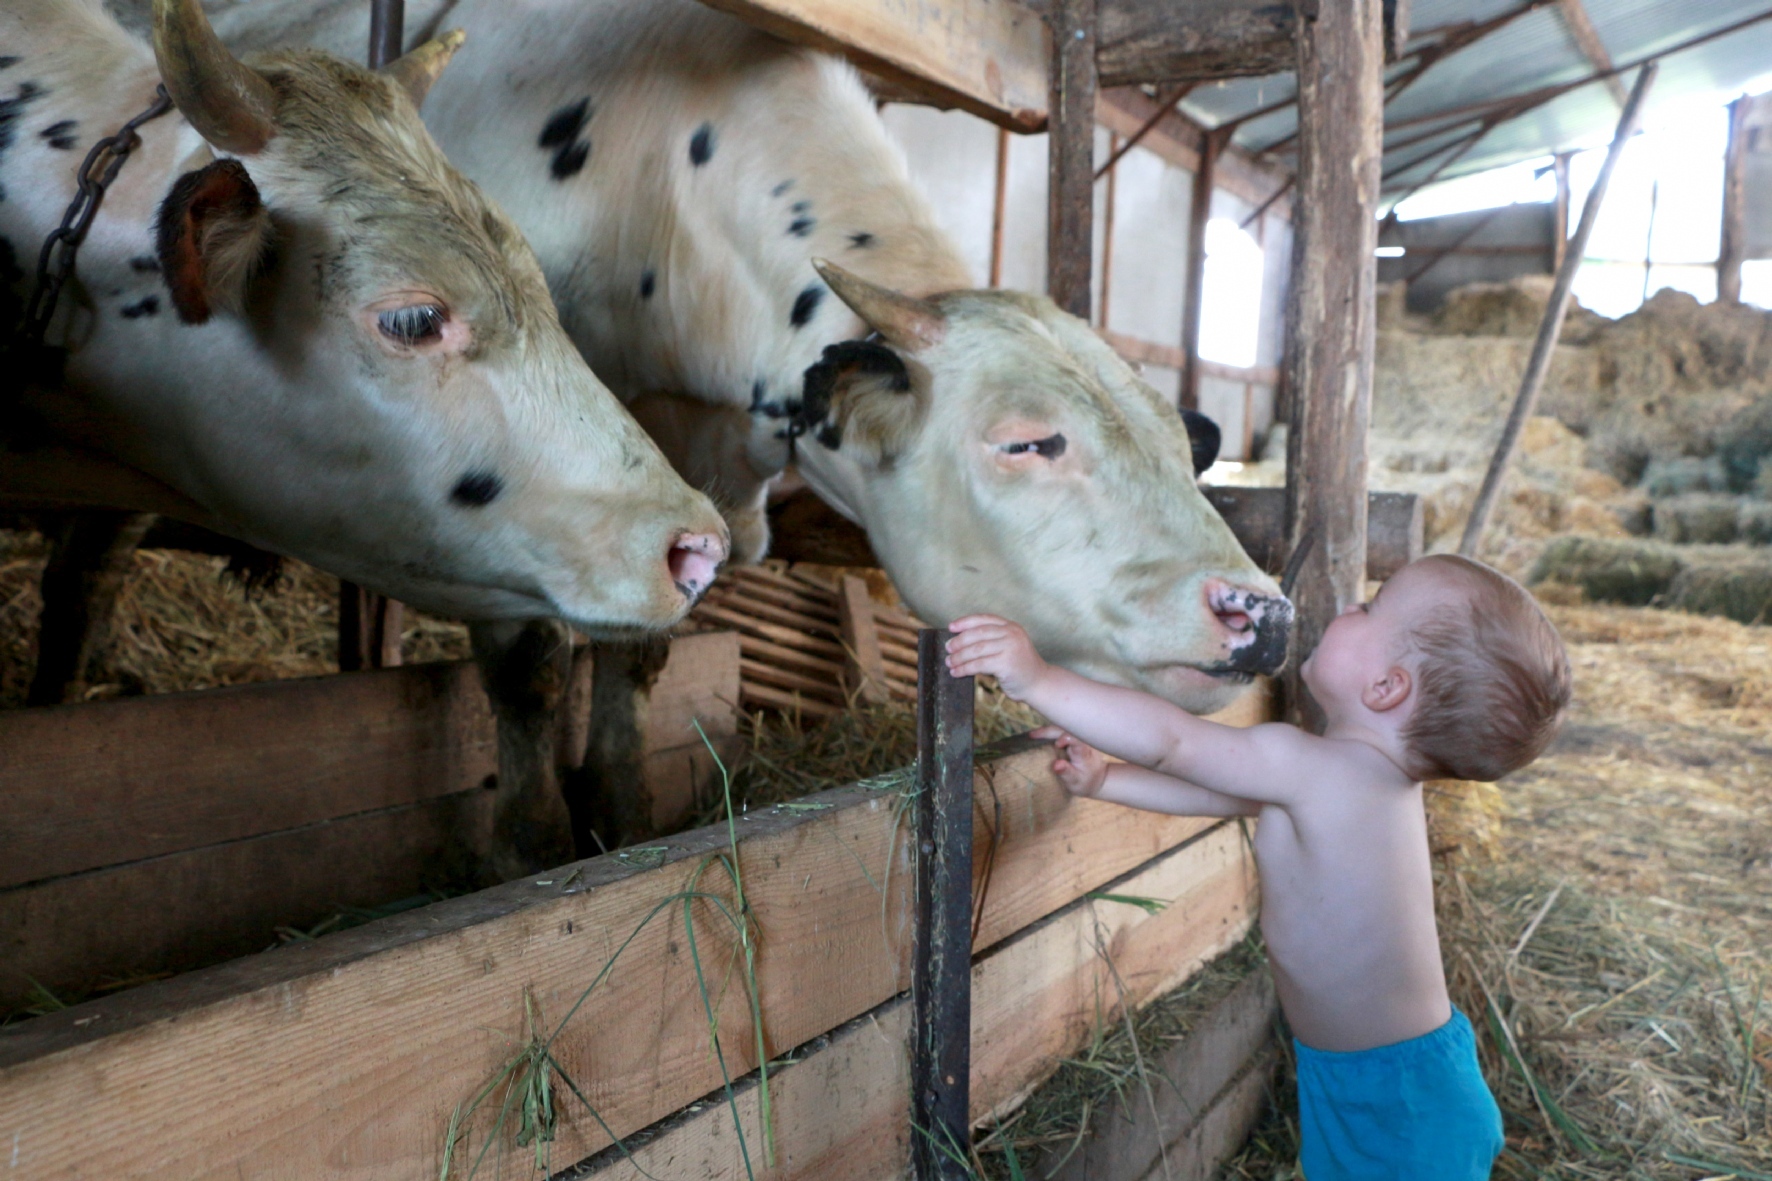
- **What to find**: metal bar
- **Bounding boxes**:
[989,127,1009,288]
[912,628,974,1181]
[368,0,403,67]
[1460,63,1656,558]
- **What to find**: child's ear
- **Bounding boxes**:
[1362,665,1413,713]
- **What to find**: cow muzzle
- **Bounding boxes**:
[1203,581,1293,678]
[668,530,727,604]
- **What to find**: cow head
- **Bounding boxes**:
[792,262,1291,714]
[122,0,727,630]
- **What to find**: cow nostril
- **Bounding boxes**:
[1217,609,1252,634]
[668,532,724,600]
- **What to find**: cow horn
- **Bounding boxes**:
[153,0,277,155]
[382,29,466,107]
[812,259,947,352]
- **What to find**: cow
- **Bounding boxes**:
[1,0,730,875]
[208,0,1296,843]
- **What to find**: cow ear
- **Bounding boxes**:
[1180,408,1222,477]
[155,159,273,324]
[797,339,926,465]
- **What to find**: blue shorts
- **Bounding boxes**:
[1295,1008,1503,1181]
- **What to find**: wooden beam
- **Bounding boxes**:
[1181,129,1222,412]
[837,575,890,704]
[1281,0,1386,730]
[1461,65,1655,558]
[571,823,1259,1179]
[693,0,1050,132]
[1555,0,1628,107]
[1720,95,1752,304]
[1102,330,1279,385]
[1046,0,1098,319]
[1094,0,1294,87]
[1205,487,1422,582]
[0,722,1279,1179]
[912,631,974,1179]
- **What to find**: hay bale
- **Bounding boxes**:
[1424,779,1501,863]
[1650,494,1741,544]
[1718,394,1772,492]
[1667,561,1772,625]
[1427,276,1607,341]
[1739,501,1772,545]
[1528,536,1684,605]
[1640,455,1727,498]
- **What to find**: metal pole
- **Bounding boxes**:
[368,0,404,68]
[1460,63,1656,558]
[911,629,974,1180]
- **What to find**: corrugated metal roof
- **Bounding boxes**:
[1175,1,1772,201]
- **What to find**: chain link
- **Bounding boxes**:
[10,85,174,361]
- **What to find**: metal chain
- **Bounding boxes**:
[13,85,174,354]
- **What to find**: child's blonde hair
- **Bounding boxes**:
[1400,555,1572,782]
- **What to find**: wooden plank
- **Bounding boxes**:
[1181,128,1221,413]
[570,822,1258,1179]
[0,791,494,1010]
[1096,0,1294,87]
[837,575,890,705]
[912,630,974,1178]
[736,634,847,679]
[740,681,845,718]
[1,634,740,892]
[1046,0,1098,319]
[0,662,498,890]
[739,657,845,703]
[1101,329,1279,386]
[1281,0,1386,729]
[0,722,1272,1179]
[1035,970,1278,1181]
[694,602,848,659]
[693,0,1049,132]
[1205,487,1421,582]
[1719,95,1755,304]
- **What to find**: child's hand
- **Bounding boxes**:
[1034,725,1107,797]
[946,615,1049,700]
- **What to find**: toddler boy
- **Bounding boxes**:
[946,554,1571,1181]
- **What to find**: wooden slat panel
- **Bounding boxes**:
[0,730,1259,1180]
[693,0,1050,132]
[0,663,496,890]
[1203,486,1423,581]
[571,822,1258,1178]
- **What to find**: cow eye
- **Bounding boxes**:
[1000,434,1067,460]
[377,304,446,345]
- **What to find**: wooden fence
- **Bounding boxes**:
[0,689,1267,1180]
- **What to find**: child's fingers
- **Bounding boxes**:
[947,614,1008,634]
[1030,725,1066,741]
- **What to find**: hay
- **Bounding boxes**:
[1652,494,1743,545]
[1641,456,1730,499]
[1667,562,1772,626]
[1529,536,1685,606]
[0,527,471,709]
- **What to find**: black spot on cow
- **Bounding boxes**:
[689,122,715,167]
[39,119,76,150]
[788,216,815,238]
[789,284,823,329]
[847,231,875,249]
[771,178,793,197]
[0,57,17,71]
[538,97,592,180]
[749,377,790,419]
[0,81,46,195]
[120,295,159,319]
[130,255,161,273]
[791,200,810,214]
[450,470,504,507]
[639,268,655,299]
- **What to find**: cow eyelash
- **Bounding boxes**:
[1000,434,1067,459]
[377,304,447,345]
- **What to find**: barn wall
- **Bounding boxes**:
[1378,204,1557,313]
[880,104,1289,456]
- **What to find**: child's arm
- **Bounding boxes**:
[1045,729,1260,817]
[948,615,1310,805]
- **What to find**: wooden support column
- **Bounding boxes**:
[989,127,1010,288]
[1280,0,1385,731]
[912,629,974,1179]
[1046,0,1098,319]
[1182,127,1222,413]
[1720,95,1752,304]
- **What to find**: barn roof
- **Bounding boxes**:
[1177,1,1772,204]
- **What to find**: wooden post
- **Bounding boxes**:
[1046,0,1097,319]
[1551,151,1572,273]
[990,126,1010,288]
[1460,64,1656,559]
[838,575,889,704]
[1099,133,1119,328]
[1182,128,1222,413]
[1280,0,1386,731]
[1720,95,1751,304]
[912,628,974,1180]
